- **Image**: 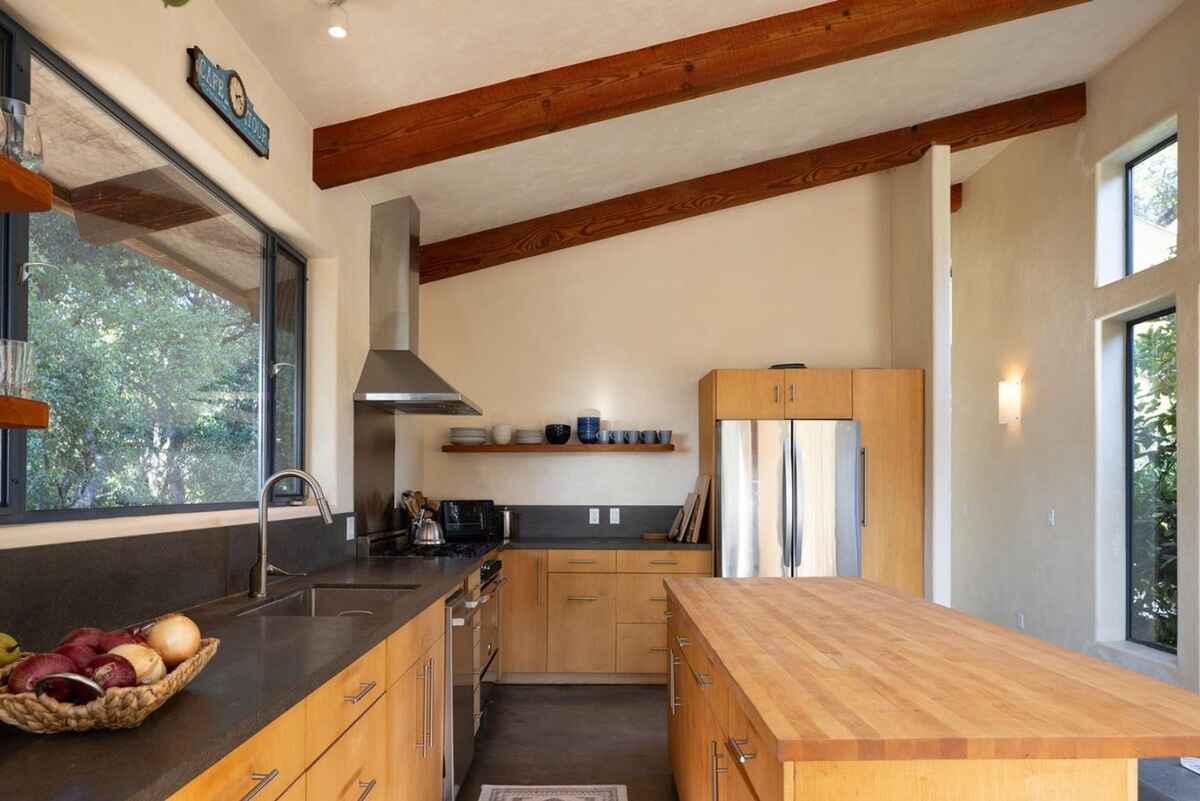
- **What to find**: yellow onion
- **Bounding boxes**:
[145,614,201,669]
[107,643,166,684]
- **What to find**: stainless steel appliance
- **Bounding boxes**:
[439,499,496,538]
[498,507,516,543]
[716,420,862,578]
[445,560,503,801]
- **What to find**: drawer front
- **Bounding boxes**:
[386,600,445,689]
[307,696,388,801]
[180,700,306,801]
[548,549,617,573]
[616,623,668,673]
[617,573,673,623]
[728,697,785,801]
[278,776,306,801]
[306,642,387,764]
[672,606,713,681]
[547,573,617,672]
[618,549,712,575]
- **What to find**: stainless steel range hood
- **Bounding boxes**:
[353,197,481,415]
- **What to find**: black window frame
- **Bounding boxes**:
[0,12,307,523]
[1124,133,1179,276]
[1125,306,1177,654]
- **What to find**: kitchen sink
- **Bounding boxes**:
[238,584,421,618]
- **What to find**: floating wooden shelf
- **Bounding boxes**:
[442,443,674,453]
[0,158,51,213]
[0,396,49,429]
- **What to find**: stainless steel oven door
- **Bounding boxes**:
[478,574,504,711]
[446,591,482,801]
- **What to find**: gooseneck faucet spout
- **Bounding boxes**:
[250,469,335,598]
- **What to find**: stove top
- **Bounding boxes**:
[357,530,499,561]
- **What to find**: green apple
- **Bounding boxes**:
[0,632,21,668]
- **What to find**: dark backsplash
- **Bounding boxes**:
[505,505,679,541]
[1,513,353,651]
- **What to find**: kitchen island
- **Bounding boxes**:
[664,577,1200,801]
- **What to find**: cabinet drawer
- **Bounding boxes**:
[548,549,617,573]
[618,550,711,575]
[616,623,668,673]
[307,696,388,801]
[728,697,785,801]
[279,776,306,801]
[547,573,616,672]
[386,600,445,689]
[617,573,673,623]
[306,642,387,764]
[179,700,305,801]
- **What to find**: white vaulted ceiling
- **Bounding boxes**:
[218,0,1182,243]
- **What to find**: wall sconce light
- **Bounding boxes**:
[998,380,1022,425]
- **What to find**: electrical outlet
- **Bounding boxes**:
[589,507,600,525]
[609,507,620,525]
[1047,508,1056,527]
[346,515,356,541]
[1015,611,1026,631]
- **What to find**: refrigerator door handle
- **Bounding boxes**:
[860,447,868,528]
[782,424,794,576]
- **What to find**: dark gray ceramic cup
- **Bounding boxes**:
[639,430,657,444]
[657,430,672,444]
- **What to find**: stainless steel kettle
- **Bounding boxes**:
[412,510,445,546]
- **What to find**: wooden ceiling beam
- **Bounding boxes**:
[420,84,1084,282]
[312,0,1089,188]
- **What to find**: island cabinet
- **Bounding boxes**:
[167,595,449,801]
[502,548,712,681]
[665,577,1200,801]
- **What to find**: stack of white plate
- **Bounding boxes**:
[514,428,543,444]
[449,426,488,445]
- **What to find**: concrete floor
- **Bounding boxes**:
[459,684,677,801]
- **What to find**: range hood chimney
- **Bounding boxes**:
[353,197,481,415]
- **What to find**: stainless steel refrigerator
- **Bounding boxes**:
[716,420,862,578]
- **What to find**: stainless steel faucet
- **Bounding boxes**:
[250,469,335,598]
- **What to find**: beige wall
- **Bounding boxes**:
[414,173,896,505]
[951,0,1200,688]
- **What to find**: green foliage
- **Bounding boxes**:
[25,212,259,510]
[1129,312,1177,650]
[1131,141,1178,229]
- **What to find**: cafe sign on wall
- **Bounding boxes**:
[186,46,271,158]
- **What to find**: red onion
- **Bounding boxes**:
[53,643,97,671]
[6,653,75,694]
[57,627,105,651]
[98,628,144,652]
[83,653,137,690]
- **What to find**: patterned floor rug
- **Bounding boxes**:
[478,786,629,801]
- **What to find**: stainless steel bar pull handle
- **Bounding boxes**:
[240,769,279,801]
[668,653,681,715]
[536,557,544,605]
[711,741,728,801]
[773,385,780,403]
[650,647,669,653]
[415,663,428,755]
[356,778,377,801]
[425,656,434,755]
[729,737,757,763]
[789,384,796,402]
[343,680,376,704]
[567,559,595,564]
[675,635,690,647]
[650,596,668,602]
[650,560,678,566]
[567,595,601,601]
[860,447,868,527]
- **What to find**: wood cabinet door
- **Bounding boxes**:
[617,573,672,623]
[307,698,388,801]
[177,700,306,801]
[501,549,547,673]
[667,641,687,800]
[547,573,617,672]
[713,370,785,419]
[305,642,387,764]
[852,368,925,597]
[424,639,445,801]
[699,698,729,801]
[616,623,668,673]
[676,652,709,801]
[784,368,852,419]
[385,656,426,801]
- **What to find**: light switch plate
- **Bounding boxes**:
[609,507,620,525]
[346,516,356,541]
[589,508,600,525]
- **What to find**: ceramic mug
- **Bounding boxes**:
[492,424,513,445]
[623,430,638,444]
[657,430,673,444]
[596,430,612,444]
[639,430,657,444]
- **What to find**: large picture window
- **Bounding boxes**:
[1125,135,1179,275]
[1126,308,1177,652]
[0,26,305,521]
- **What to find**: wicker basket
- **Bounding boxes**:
[0,637,219,734]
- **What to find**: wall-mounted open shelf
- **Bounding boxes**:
[442,443,674,453]
[0,158,51,213]
[0,396,49,429]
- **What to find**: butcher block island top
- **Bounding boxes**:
[665,577,1200,763]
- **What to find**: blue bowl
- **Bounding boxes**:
[545,424,572,445]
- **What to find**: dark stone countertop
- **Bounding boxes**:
[0,548,499,801]
[506,537,711,550]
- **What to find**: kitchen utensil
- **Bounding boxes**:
[413,510,446,545]
[545,424,571,445]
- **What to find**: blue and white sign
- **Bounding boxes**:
[187,46,270,158]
